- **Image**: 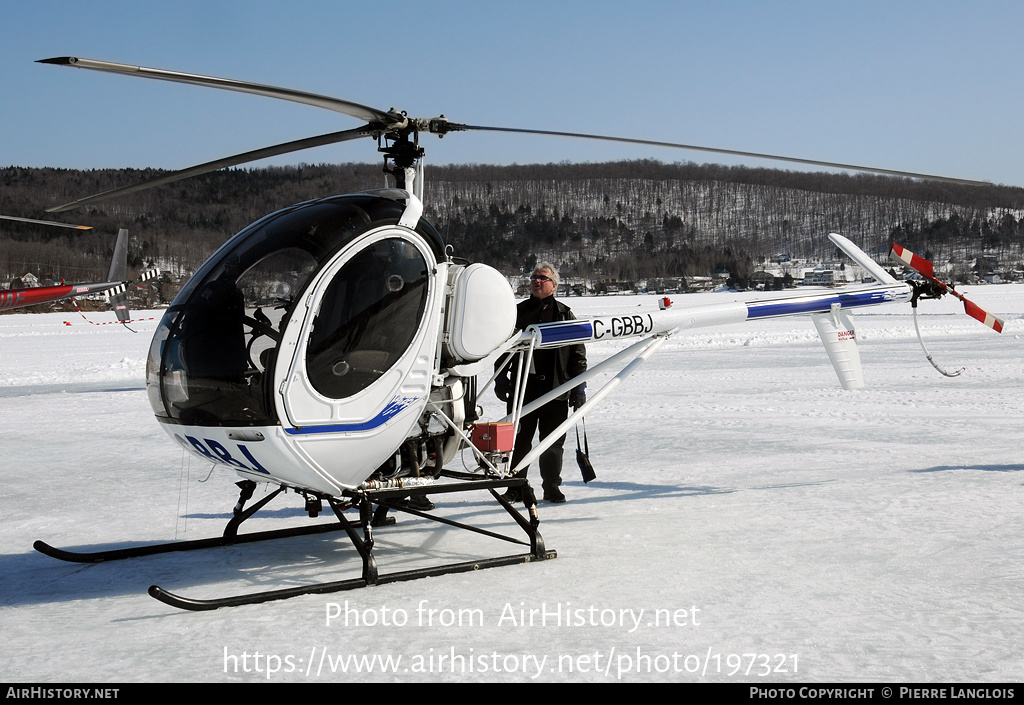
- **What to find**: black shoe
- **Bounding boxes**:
[543,489,566,504]
[370,506,397,527]
[406,495,435,511]
[501,488,522,504]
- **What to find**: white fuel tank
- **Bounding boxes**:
[445,263,517,363]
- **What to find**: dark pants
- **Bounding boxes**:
[509,396,569,494]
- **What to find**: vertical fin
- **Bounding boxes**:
[812,305,864,390]
[107,228,128,281]
[106,229,130,322]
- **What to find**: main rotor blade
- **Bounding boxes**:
[47,126,377,213]
[457,124,991,187]
[0,215,92,230]
[38,57,399,126]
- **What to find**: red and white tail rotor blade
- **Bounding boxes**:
[960,298,1004,333]
[890,244,1004,333]
[890,244,938,283]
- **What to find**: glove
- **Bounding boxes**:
[569,387,586,410]
[495,381,512,402]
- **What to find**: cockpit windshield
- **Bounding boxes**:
[146,194,438,426]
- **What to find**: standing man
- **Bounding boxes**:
[495,262,587,503]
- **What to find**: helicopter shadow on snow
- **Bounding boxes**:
[540,480,735,507]
[0,522,511,610]
[910,463,1024,474]
[0,481,744,609]
[176,477,735,540]
[0,502,563,609]
[542,478,836,504]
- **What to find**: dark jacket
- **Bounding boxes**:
[496,295,587,402]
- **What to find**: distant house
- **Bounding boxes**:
[802,269,835,286]
[749,271,776,290]
[595,280,634,295]
[647,277,687,294]
[687,276,716,292]
[562,277,592,296]
[975,256,999,278]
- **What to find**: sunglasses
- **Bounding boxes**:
[530,274,552,282]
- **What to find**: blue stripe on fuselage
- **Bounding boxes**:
[284,395,417,435]
[746,289,898,319]
[537,321,594,345]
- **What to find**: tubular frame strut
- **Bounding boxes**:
[35,476,555,611]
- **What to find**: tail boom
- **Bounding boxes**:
[515,283,911,349]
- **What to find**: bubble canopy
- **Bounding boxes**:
[146,193,445,427]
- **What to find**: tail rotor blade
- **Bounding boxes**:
[962,297,1004,333]
[890,244,936,281]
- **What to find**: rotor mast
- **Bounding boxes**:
[379,129,424,198]
[378,116,462,200]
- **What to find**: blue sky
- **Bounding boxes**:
[2,0,1023,187]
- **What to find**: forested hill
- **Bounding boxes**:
[3,161,1023,290]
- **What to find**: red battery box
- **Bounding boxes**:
[471,422,515,452]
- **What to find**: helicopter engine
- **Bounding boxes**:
[146,190,516,497]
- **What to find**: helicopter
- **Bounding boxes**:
[0,219,155,319]
[28,57,1005,611]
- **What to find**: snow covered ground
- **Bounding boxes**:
[1,284,1022,683]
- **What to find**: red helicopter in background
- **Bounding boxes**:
[0,217,157,320]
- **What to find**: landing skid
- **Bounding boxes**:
[32,484,345,563]
[149,551,549,611]
[35,476,555,611]
[32,522,346,564]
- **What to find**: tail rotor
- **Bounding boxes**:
[889,244,1004,378]
[890,244,1005,333]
